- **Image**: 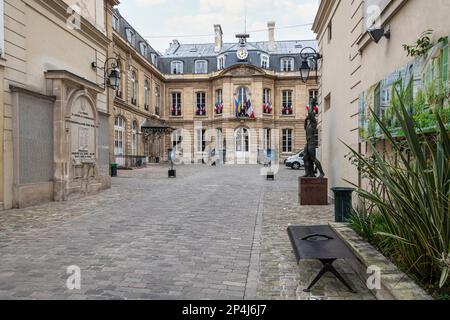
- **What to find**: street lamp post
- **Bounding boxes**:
[299,47,322,84]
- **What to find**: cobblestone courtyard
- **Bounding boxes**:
[0,165,374,300]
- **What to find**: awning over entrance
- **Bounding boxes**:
[141,119,174,137]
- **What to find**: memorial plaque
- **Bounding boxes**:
[69,96,96,164]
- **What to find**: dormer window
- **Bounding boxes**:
[171,61,183,74]
[261,54,270,69]
[217,55,225,70]
[125,28,135,46]
[112,15,119,31]
[281,57,295,72]
[151,53,158,66]
[195,60,208,74]
[139,42,147,56]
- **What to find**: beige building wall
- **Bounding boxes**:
[313,0,450,200]
[1,0,118,209]
[110,29,167,163]
[163,66,315,164]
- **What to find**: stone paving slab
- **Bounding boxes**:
[0,164,375,300]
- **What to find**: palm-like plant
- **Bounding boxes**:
[344,84,450,288]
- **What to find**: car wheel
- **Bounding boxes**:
[292,162,301,170]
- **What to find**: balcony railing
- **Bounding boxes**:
[114,155,147,169]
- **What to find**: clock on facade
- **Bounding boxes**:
[236,48,249,60]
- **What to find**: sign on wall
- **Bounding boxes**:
[359,36,450,141]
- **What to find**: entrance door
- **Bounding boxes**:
[235,127,250,164]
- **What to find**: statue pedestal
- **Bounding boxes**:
[299,177,328,206]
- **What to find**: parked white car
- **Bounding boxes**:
[285,151,304,170]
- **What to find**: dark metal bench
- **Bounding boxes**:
[287,225,356,293]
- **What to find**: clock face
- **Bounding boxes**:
[237,48,248,60]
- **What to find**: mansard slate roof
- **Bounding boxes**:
[163,40,318,57]
[113,9,318,75]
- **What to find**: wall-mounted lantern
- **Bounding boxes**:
[299,47,322,84]
[367,27,391,44]
[91,57,121,91]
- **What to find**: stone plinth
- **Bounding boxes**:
[299,177,328,206]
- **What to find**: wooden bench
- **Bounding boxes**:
[287,225,357,293]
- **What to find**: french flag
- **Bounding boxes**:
[246,99,255,119]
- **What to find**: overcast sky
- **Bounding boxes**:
[116,0,319,53]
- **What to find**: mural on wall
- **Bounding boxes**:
[359,36,450,141]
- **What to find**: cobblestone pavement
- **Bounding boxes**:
[0,165,375,300]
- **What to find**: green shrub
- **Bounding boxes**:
[344,83,450,288]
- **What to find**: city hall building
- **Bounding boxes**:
[111,10,319,166]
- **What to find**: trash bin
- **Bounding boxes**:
[111,163,118,177]
[331,187,355,222]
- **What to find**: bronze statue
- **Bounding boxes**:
[303,108,325,178]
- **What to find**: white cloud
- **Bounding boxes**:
[136,0,166,6]
[119,0,319,51]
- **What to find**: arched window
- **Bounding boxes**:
[131,70,137,105]
[195,60,208,74]
[114,116,126,165]
[171,61,184,74]
[236,86,250,118]
[281,57,295,71]
[237,86,248,103]
[131,121,138,156]
[144,80,149,110]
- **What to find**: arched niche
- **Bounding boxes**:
[66,90,98,165]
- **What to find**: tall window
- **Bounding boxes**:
[196,92,207,116]
[215,89,223,114]
[196,129,206,153]
[172,129,183,153]
[131,70,137,105]
[237,86,248,104]
[281,57,295,71]
[309,90,318,109]
[263,88,272,114]
[195,60,208,74]
[236,86,250,118]
[171,92,182,116]
[131,121,138,156]
[282,129,293,153]
[144,80,149,110]
[282,90,293,115]
[114,116,125,165]
[261,54,269,69]
[171,61,183,74]
[217,55,225,70]
[263,128,271,151]
[154,85,160,116]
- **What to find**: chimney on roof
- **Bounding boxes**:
[268,21,276,51]
[214,24,223,53]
